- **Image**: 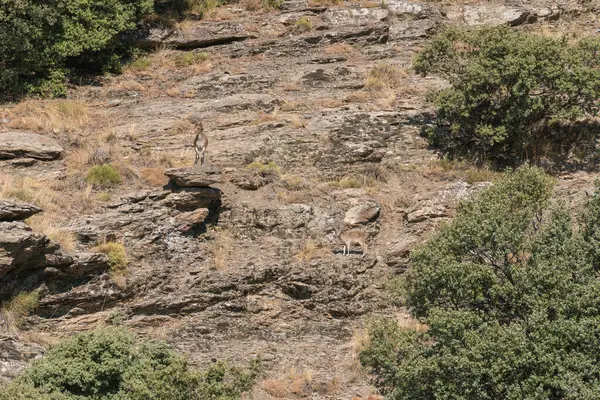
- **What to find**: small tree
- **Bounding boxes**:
[0,0,153,97]
[361,167,600,399]
[414,26,600,166]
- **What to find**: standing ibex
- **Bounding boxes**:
[189,117,208,166]
[339,228,367,257]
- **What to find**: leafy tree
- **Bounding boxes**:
[0,0,153,97]
[414,26,600,166]
[0,327,260,400]
[360,167,600,399]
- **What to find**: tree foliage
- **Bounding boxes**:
[0,328,260,400]
[361,167,600,399]
[414,27,600,166]
[0,0,153,97]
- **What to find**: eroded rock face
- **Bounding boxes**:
[0,336,44,382]
[165,165,222,187]
[0,200,42,221]
[0,222,72,281]
[0,132,63,161]
[136,24,251,50]
[444,4,528,27]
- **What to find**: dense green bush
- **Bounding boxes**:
[0,328,260,400]
[361,167,600,399]
[0,0,153,97]
[85,164,122,187]
[414,27,600,166]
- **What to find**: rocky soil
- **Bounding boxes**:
[1,0,600,398]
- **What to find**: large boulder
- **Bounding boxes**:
[0,336,44,382]
[0,132,63,161]
[444,4,529,27]
[0,200,42,221]
[344,199,381,226]
[165,165,222,188]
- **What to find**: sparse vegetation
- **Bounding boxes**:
[328,174,377,189]
[294,17,313,32]
[246,161,282,177]
[365,63,405,89]
[294,239,323,263]
[1,290,40,330]
[414,26,600,166]
[0,327,261,400]
[425,159,501,183]
[96,242,128,271]
[85,164,123,187]
[173,51,210,68]
[6,100,91,134]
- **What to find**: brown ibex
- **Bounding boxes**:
[189,118,208,166]
[339,228,367,257]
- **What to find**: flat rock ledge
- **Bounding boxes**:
[0,132,63,161]
[165,165,222,187]
[0,200,42,221]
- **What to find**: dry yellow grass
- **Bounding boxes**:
[140,167,168,187]
[290,115,306,129]
[117,80,146,91]
[6,100,92,134]
[319,98,344,108]
[262,369,316,398]
[27,213,77,253]
[251,109,280,125]
[283,81,302,92]
[294,239,325,262]
[323,43,354,54]
[208,229,234,270]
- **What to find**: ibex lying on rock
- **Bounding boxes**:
[339,228,367,257]
[190,118,208,166]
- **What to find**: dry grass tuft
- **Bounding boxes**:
[365,63,406,89]
[251,110,281,125]
[307,0,341,5]
[208,229,234,270]
[6,100,92,134]
[283,81,302,92]
[294,239,325,263]
[262,369,316,398]
[424,159,500,183]
[319,98,344,108]
[140,167,168,187]
[323,43,354,54]
[290,115,307,129]
[27,213,77,252]
[1,290,40,332]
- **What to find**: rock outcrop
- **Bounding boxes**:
[0,132,63,161]
[0,200,42,221]
[165,165,222,187]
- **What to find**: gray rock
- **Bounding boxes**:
[66,253,110,278]
[386,0,430,17]
[165,165,222,187]
[137,24,251,50]
[0,336,44,382]
[389,18,437,39]
[344,200,381,226]
[444,4,528,27]
[0,221,72,280]
[162,188,222,210]
[322,8,389,26]
[0,200,42,221]
[406,204,448,223]
[0,132,63,161]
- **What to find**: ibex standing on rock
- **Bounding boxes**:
[339,228,367,257]
[190,118,208,166]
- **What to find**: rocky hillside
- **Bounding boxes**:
[1,0,599,398]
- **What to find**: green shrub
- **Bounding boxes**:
[0,0,153,98]
[262,0,284,9]
[414,26,600,166]
[361,166,600,399]
[246,161,281,177]
[295,17,312,32]
[85,164,122,187]
[173,51,210,68]
[0,327,260,400]
[96,242,128,271]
